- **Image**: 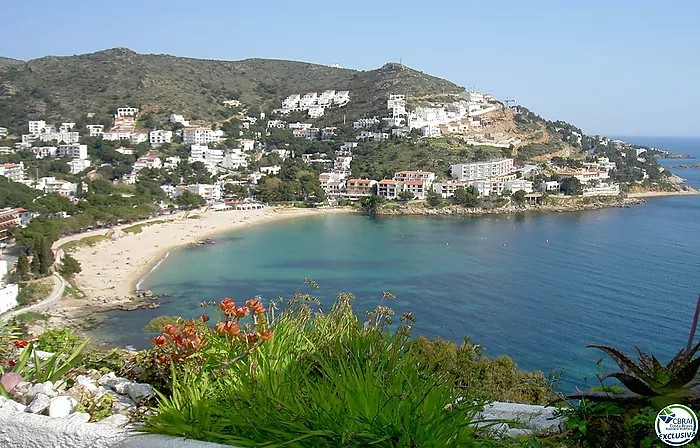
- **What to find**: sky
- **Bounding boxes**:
[2,0,699,137]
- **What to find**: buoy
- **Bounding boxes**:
[513,226,516,230]
[546,239,549,243]
[446,242,449,245]
[503,243,507,247]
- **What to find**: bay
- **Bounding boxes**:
[89,136,700,393]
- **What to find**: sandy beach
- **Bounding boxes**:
[49,207,352,321]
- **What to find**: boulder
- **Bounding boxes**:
[125,383,155,403]
[26,393,51,414]
[478,402,564,433]
[48,396,77,418]
[97,414,130,428]
[108,392,137,415]
[74,375,98,394]
[98,372,130,394]
[64,412,90,423]
[0,399,27,413]
[1,373,23,393]
[26,381,57,402]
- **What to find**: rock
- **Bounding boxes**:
[125,383,155,403]
[479,402,564,433]
[12,381,33,399]
[108,392,137,414]
[34,350,55,361]
[506,427,533,438]
[48,396,77,418]
[98,372,130,394]
[94,386,110,401]
[97,414,130,428]
[0,399,27,413]
[1,373,23,393]
[74,375,98,394]
[26,393,51,414]
[26,381,57,402]
[64,412,90,423]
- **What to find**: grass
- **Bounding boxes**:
[122,220,165,234]
[17,279,53,306]
[13,311,49,324]
[187,214,201,220]
[60,235,109,252]
[63,280,85,300]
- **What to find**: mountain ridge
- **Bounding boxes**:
[0,48,464,132]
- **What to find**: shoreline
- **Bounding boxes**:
[626,189,700,198]
[47,207,354,326]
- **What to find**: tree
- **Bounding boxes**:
[511,190,527,206]
[58,254,82,278]
[426,190,443,207]
[16,252,29,281]
[223,183,248,198]
[38,237,54,276]
[30,253,41,276]
[176,190,206,209]
[453,186,479,207]
[559,177,583,195]
[398,190,414,201]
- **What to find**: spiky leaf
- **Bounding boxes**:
[661,356,700,391]
[588,345,663,389]
[667,342,700,375]
[600,371,659,396]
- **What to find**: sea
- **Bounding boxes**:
[88,136,700,393]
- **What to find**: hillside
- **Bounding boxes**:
[0,48,464,132]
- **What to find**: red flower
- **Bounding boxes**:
[155,355,168,364]
[163,325,180,336]
[172,335,185,347]
[232,306,250,319]
[215,321,240,338]
[152,335,167,346]
[200,314,210,322]
[219,298,236,316]
[246,299,266,315]
[8,360,16,367]
[13,340,28,348]
[245,331,259,345]
[259,328,273,341]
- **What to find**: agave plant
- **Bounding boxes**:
[569,295,700,407]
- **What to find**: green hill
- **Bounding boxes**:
[0,48,464,132]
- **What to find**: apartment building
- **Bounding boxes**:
[345,178,376,197]
[450,159,514,181]
[30,146,57,159]
[116,106,139,117]
[377,179,399,199]
[57,144,88,159]
[86,124,104,137]
[149,130,173,147]
[68,158,91,174]
[182,128,224,145]
[0,163,25,182]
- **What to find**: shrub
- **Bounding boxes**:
[37,328,84,353]
[144,289,486,447]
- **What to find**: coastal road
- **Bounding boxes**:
[0,273,66,322]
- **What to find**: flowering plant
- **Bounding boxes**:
[150,296,273,372]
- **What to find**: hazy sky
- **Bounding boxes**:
[3,0,699,137]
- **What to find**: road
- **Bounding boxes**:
[0,273,65,322]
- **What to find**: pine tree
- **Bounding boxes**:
[16,252,29,281]
[30,253,41,276]
[38,237,54,276]
[58,254,82,278]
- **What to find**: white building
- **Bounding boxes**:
[39,177,77,196]
[86,124,104,137]
[59,123,75,133]
[308,105,325,118]
[234,139,255,152]
[432,180,470,198]
[222,151,248,169]
[270,148,291,160]
[293,128,319,140]
[583,183,620,197]
[0,127,8,138]
[288,122,313,130]
[260,165,281,175]
[333,91,350,106]
[182,128,224,145]
[540,180,561,192]
[267,120,286,129]
[149,130,173,147]
[57,144,88,160]
[189,145,224,171]
[30,146,57,159]
[116,106,139,117]
[421,124,442,138]
[504,179,533,193]
[377,179,399,199]
[282,94,301,110]
[353,117,380,129]
[387,94,407,116]
[0,260,19,314]
[164,156,181,169]
[0,162,25,182]
[169,114,190,126]
[451,159,514,181]
[318,90,336,106]
[114,146,134,155]
[187,184,221,201]
[122,171,137,185]
[334,156,352,172]
[300,93,318,109]
[68,158,91,174]
[28,120,46,134]
[134,154,163,171]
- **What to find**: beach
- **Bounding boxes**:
[627,189,700,198]
[48,207,352,325]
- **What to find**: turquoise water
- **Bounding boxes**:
[91,137,700,393]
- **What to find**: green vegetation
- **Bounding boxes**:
[60,235,109,252]
[454,186,479,207]
[0,50,462,134]
[16,280,53,306]
[122,220,165,234]
[58,253,82,278]
[12,311,49,324]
